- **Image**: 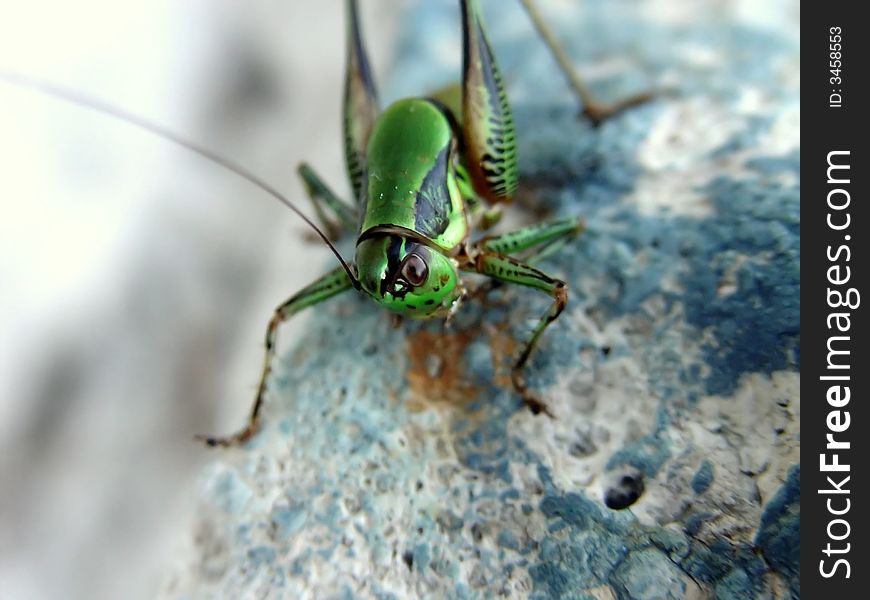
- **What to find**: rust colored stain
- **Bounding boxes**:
[404,317,523,414]
[484,324,519,389]
[405,328,481,412]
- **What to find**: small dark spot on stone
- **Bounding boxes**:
[678,239,696,256]
[416,480,423,491]
[363,344,378,355]
[417,527,423,535]
[436,510,464,532]
[604,470,645,510]
[601,345,611,357]
[402,550,414,570]
[568,433,596,458]
[470,523,484,542]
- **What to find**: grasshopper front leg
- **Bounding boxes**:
[198,266,354,447]
[462,217,584,415]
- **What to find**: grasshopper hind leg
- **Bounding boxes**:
[343,0,380,201]
[518,0,653,126]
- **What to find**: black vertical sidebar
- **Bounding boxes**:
[802,3,868,597]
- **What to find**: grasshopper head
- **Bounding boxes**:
[356,235,461,318]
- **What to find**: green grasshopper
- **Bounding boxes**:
[200,0,651,447]
[1,0,648,448]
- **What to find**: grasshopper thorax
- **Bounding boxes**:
[359,98,469,252]
[355,234,461,318]
[353,97,468,319]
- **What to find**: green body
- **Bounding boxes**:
[356,98,467,316]
[203,0,588,446]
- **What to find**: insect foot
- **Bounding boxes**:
[511,368,555,418]
[194,424,259,449]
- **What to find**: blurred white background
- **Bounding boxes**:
[0,1,403,598]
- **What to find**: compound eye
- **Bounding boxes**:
[401,253,429,287]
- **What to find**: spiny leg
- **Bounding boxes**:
[297,162,358,240]
[463,241,577,416]
[479,216,584,256]
[461,0,519,204]
[467,252,566,416]
[518,0,652,126]
[468,215,584,299]
[343,0,380,201]
[424,80,504,228]
[197,266,354,447]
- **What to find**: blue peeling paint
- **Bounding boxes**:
[685,512,715,537]
[497,529,520,551]
[246,545,276,566]
[755,464,800,596]
[611,548,689,600]
[209,470,252,514]
[528,562,571,599]
[680,177,800,394]
[412,543,431,573]
[270,504,307,541]
[746,150,801,177]
[691,460,715,495]
[540,492,602,529]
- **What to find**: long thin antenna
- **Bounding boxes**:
[0,69,360,289]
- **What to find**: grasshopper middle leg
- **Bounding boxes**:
[298,162,358,240]
[462,216,584,415]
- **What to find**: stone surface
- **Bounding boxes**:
[162,1,800,598]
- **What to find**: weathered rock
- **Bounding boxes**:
[162,1,800,598]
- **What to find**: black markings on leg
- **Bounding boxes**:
[463,249,568,418]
